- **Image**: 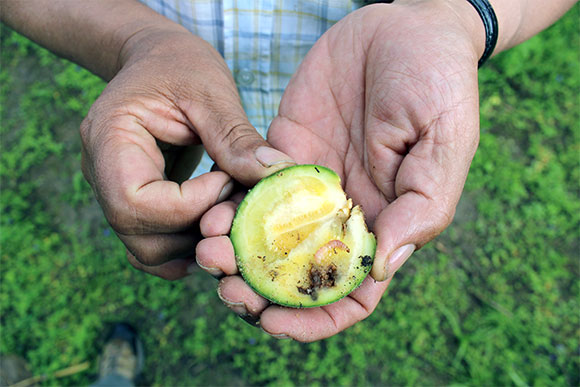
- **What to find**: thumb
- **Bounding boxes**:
[370,190,457,282]
[207,119,296,186]
[183,95,295,186]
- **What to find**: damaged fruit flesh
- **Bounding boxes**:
[231,165,376,308]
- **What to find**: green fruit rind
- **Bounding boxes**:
[231,164,376,308]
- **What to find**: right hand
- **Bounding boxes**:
[80,28,294,279]
[195,0,482,341]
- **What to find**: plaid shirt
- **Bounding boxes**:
[139,0,363,175]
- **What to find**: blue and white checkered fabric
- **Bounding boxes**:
[139,0,363,176]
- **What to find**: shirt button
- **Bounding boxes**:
[237,69,255,86]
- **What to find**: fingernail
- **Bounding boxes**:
[217,285,248,316]
[263,329,291,340]
[217,179,234,203]
[255,146,295,168]
[385,244,415,279]
[196,262,224,278]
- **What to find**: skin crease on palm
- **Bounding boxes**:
[196,2,483,342]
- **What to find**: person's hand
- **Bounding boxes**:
[197,0,483,341]
[81,28,294,279]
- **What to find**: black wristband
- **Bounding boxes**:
[466,0,499,67]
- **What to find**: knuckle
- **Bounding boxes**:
[218,117,257,148]
[221,121,247,141]
[126,251,181,281]
[79,116,91,141]
[126,250,143,269]
[155,273,182,281]
[80,151,92,182]
[102,188,147,235]
[106,205,139,235]
[127,245,163,267]
[433,203,456,233]
[79,102,104,145]
[105,210,125,233]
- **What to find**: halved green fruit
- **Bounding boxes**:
[231,165,376,308]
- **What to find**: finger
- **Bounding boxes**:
[195,236,238,276]
[199,200,238,238]
[371,129,478,281]
[128,171,233,232]
[126,250,195,281]
[200,191,245,237]
[127,96,200,147]
[366,124,407,203]
[217,276,270,317]
[93,141,232,234]
[348,274,391,312]
[118,228,201,266]
[179,85,296,186]
[260,276,389,342]
[82,110,235,235]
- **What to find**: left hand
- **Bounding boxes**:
[197,0,483,341]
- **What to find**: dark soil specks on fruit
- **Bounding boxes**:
[297,263,337,300]
[269,270,278,281]
[360,255,372,267]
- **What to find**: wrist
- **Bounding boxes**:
[116,25,192,70]
[441,0,488,65]
[430,0,575,60]
[115,23,228,77]
[443,0,528,60]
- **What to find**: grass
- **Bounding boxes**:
[1,5,579,386]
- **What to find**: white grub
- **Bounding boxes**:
[314,240,350,264]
